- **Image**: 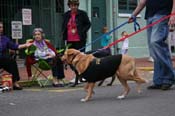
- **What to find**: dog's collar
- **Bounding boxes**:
[70,52,81,65]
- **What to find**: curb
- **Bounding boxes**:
[19,80,39,87]
[19,66,154,87]
[137,67,153,71]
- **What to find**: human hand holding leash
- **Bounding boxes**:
[169,12,175,25]
[128,15,136,23]
[128,15,140,31]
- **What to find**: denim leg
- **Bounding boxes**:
[147,19,162,85]
[147,21,152,57]
[147,15,175,85]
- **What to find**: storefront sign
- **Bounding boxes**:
[22,8,32,25]
[11,21,23,39]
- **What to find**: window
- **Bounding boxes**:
[92,7,100,18]
[56,0,64,13]
[119,0,137,13]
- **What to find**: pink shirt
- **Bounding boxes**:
[67,13,80,42]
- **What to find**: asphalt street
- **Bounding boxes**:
[0,82,175,116]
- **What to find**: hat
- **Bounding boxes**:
[67,0,79,6]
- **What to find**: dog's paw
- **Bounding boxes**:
[80,98,88,102]
[117,95,125,99]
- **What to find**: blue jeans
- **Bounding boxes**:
[147,14,175,85]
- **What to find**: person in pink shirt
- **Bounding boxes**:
[62,0,91,87]
[62,0,91,52]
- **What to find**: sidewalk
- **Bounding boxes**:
[16,57,175,82]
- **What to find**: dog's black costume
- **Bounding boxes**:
[69,49,112,87]
[81,54,122,82]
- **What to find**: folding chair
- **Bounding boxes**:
[25,39,72,87]
[25,39,53,87]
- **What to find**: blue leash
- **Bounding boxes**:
[134,20,140,31]
[79,18,140,52]
[79,21,129,51]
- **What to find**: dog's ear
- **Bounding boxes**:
[66,50,74,56]
[66,49,81,56]
[64,49,73,56]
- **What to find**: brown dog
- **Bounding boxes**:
[62,49,147,102]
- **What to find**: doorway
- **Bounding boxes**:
[91,0,106,50]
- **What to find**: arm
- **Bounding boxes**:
[45,41,56,58]
[128,0,146,23]
[45,40,57,54]
[7,37,32,50]
[132,0,146,17]
[61,11,70,42]
[18,43,33,49]
[82,11,91,33]
[169,0,175,25]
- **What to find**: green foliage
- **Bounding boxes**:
[38,59,51,70]
[25,45,37,55]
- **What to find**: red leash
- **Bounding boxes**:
[105,13,175,49]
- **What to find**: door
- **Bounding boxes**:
[91,0,106,50]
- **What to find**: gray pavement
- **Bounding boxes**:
[0,80,175,116]
[1,58,175,116]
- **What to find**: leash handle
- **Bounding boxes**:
[134,21,141,31]
[130,15,141,31]
[128,15,141,31]
[130,15,136,22]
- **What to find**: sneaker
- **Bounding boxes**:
[147,85,162,89]
[69,78,76,83]
[148,57,154,62]
[161,84,172,90]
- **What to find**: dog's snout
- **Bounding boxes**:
[61,55,66,61]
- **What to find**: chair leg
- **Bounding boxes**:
[29,65,50,87]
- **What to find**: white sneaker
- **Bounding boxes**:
[69,78,81,83]
[70,78,76,83]
[148,57,154,62]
